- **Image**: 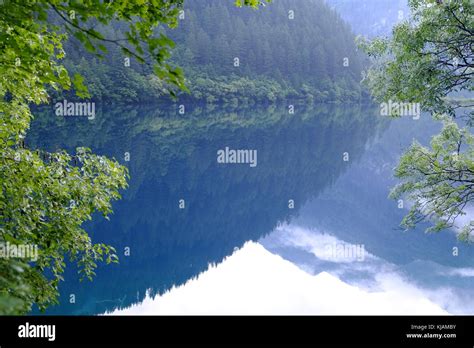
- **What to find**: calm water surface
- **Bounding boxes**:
[28,103,474,314]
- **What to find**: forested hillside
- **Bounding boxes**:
[58,0,367,104]
[326,0,408,37]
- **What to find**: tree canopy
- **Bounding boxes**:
[361,0,474,240]
[0,0,265,314]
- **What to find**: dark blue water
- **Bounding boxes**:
[27,103,474,315]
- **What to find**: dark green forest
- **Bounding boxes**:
[57,0,367,104]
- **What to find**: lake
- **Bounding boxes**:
[28,103,474,315]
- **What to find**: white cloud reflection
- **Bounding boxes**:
[108,240,447,315]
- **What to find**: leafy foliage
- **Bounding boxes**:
[390,121,474,240]
[360,0,473,118]
[0,0,263,314]
[361,0,474,239]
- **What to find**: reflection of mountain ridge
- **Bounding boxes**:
[27,103,382,314]
[290,116,474,269]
